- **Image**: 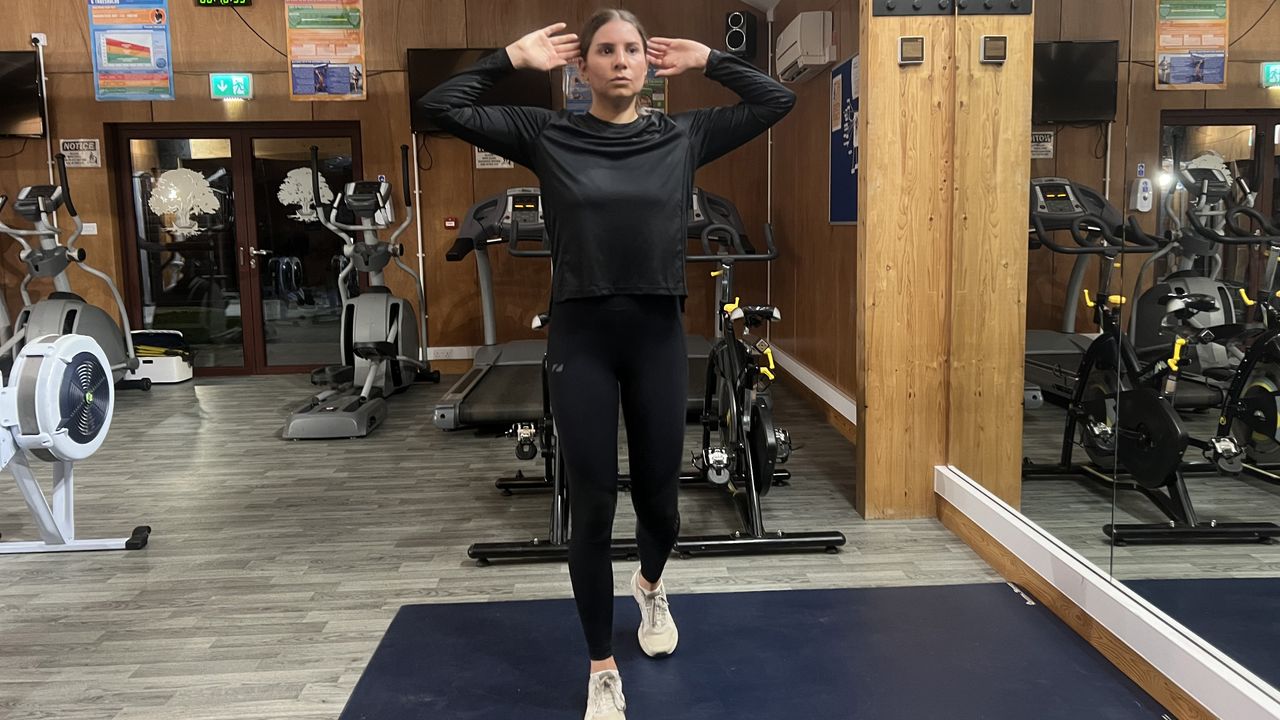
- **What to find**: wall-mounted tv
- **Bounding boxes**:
[0,51,45,138]
[1032,41,1119,125]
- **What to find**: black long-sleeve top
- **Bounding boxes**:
[417,48,795,303]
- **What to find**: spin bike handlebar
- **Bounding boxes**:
[1183,207,1280,246]
[688,223,778,263]
[505,221,779,263]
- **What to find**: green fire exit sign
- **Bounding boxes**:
[1263,63,1280,89]
[209,73,253,100]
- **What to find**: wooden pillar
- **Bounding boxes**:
[855,2,955,519]
[947,12,1035,504]
[856,2,1034,518]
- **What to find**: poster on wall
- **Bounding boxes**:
[286,0,367,101]
[830,56,859,225]
[87,0,174,102]
[562,64,667,114]
[1155,0,1228,91]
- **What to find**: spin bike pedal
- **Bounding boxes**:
[775,427,793,465]
[1210,436,1245,475]
[513,422,539,461]
[694,447,731,485]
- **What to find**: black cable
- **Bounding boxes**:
[1093,123,1107,160]
[0,138,29,159]
[1230,0,1277,47]
[417,135,434,171]
[233,7,288,58]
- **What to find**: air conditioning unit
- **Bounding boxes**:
[776,11,835,84]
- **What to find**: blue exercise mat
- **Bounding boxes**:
[1129,577,1280,692]
[340,583,1167,719]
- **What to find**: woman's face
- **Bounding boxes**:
[580,20,648,103]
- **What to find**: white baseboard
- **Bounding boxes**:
[935,465,1280,718]
[427,346,479,361]
[771,347,858,425]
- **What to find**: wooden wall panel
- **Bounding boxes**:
[855,3,954,519]
[364,0,469,70]
[464,0,616,49]
[948,14,1035,505]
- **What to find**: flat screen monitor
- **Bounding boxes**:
[1032,41,1119,125]
[0,51,45,138]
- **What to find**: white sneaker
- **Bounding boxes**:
[631,568,679,657]
[585,669,627,720]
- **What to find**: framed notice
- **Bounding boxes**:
[287,0,367,101]
[830,56,859,225]
[1155,0,1229,91]
[87,0,175,101]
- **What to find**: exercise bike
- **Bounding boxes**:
[1023,177,1280,545]
[0,333,150,554]
[0,154,147,390]
[281,146,440,440]
[465,219,846,564]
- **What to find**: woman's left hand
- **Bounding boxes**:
[647,38,712,78]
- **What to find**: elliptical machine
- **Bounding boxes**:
[282,146,439,440]
[0,154,147,390]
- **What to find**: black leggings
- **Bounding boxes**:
[547,294,686,661]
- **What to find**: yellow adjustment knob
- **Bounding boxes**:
[1113,262,1122,269]
[724,296,740,314]
[759,367,776,381]
[711,270,723,277]
[764,347,776,370]
[1240,288,1257,307]
[1108,295,1127,305]
[1083,289,1097,308]
[1168,337,1187,373]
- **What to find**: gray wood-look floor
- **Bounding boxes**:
[0,375,999,720]
[1023,403,1280,580]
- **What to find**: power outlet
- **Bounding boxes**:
[82,222,98,236]
[30,33,47,47]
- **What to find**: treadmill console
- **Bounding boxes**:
[1033,180,1085,217]
[501,189,544,229]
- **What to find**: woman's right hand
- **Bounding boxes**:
[506,23,580,72]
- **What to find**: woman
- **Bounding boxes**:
[419,10,794,719]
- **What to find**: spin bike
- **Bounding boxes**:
[1024,177,1280,544]
[465,220,846,564]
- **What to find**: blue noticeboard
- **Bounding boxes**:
[830,56,859,225]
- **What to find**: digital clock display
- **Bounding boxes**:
[196,0,252,6]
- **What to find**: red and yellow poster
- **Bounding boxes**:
[1155,0,1229,91]
[286,0,366,101]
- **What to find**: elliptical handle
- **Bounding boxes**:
[1122,216,1161,249]
[506,219,551,258]
[1226,206,1280,240]
[309,146,323,211]
[399,144,413,209]
[55,153,77,217]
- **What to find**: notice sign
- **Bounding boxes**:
[287,0,367,101]
[87,0,175,101]
[1155,0,1228,90]
[829,56,859,225]
[475,149,514,170]
[60,139,102,168]
[1031,132,1055,160]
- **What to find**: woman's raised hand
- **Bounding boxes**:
[507,23,581,71]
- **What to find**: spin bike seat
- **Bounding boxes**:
[353,341,397,360]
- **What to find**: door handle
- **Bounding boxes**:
[250,247,273,256]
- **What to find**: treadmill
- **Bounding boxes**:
[1024,179,1125,402]
[433,186,745,431]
